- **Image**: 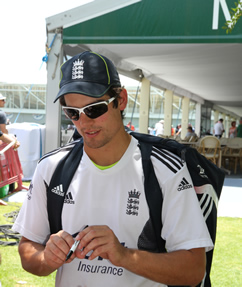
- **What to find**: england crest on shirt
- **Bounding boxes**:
[126,189,141,216]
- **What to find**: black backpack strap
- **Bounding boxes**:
[138,141,166,252]
[47,139,84,234]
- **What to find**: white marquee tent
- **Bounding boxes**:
[44,0,242,152]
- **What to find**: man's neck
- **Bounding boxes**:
[84,130,132,166]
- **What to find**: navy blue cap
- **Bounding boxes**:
[54,51,121,102]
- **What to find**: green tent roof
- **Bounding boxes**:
[63,0,242,44]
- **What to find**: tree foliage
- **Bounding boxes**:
[223,1,242,33]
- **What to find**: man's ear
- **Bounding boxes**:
[119,89,128,111]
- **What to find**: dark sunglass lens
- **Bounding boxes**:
[84,104,108,119]
[64,109,79,121]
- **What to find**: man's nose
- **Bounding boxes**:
[78,112,94,123]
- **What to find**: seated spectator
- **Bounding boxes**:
[183,126,198,142]
[188,123,195,132]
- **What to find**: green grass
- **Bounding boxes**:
[0,203,241,286]
[0,203,56,286]
[210,217,242,286]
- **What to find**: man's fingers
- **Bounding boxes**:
[45,231,75,263]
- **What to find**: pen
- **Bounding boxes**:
[65,225,88,261]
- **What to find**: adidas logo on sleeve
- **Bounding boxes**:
[177,177,193,191]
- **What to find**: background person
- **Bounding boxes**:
[154,119,164,136]
[0,131,20,149]
[0,95,20,192]
[213,118,225,138]
[229,121,237,138]
[126,121,135,131]
[188,123,195,132]
[236,118,242,138]
[175,124,182,137]
[0,94,9,134]
[13,51,212,287]
[183,126,198,142]
[0,131,20,206]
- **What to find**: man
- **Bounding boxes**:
[154,119,164,136]
[0,131,20,148]
[213,118,225,138]
[183,126,198,142]
[175,124,182,137]
[237,118,242,138]
[188,123,195,132]
[0,130,20,206]
[0,94,9,134]
[13,51,212,287]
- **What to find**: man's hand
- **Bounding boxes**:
[18,231,75,276]
[72,225,206,286]
[74,225,127,266]
[44,230,76,267]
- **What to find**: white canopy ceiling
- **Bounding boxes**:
[63,43,242,117]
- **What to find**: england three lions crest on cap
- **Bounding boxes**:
[72,59,84,80]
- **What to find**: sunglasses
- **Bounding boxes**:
[62,97,116,121]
